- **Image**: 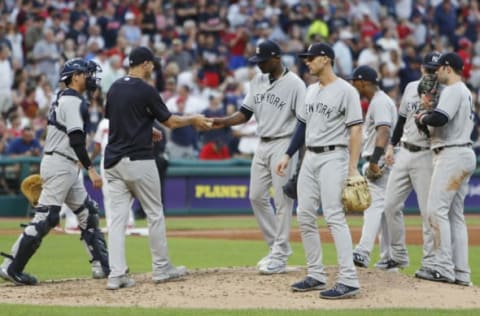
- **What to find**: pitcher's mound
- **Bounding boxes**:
[1,266,479,309]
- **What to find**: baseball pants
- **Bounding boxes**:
[296,148,359,288]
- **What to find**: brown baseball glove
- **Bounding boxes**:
[341,175,371,212]
[20,174,42,207]
[364,163,384,182]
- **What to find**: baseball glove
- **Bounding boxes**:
[341,176,371,213]
[20,174,42,207]
[364,163,384,182]
[414,110,431,138]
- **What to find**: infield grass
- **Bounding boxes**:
[2,305,480,316]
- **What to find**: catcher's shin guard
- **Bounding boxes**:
[76,198,110,275]
[8,206,60,274]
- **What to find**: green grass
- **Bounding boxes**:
[2,305,480,316]
[2,214,479,231]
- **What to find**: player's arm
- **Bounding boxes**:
[416,111,448,127]
[348,124,362,177]
[211,107,251,128]
[276,119,305,176]
[148,88,212,130]
[385,114,405,165]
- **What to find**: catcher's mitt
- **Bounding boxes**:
[414,110,431,138]
[342,176,371,212]
[20,174,42,207]
[364,163,384,182]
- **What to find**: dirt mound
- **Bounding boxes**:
[1,266,479,309]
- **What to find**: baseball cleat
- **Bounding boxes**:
[152,265,187,283]
[319,283,360,299]
[291,276,326,292]
[352,252,368,268]
[256,254,271,269]
[375,259,408,271]
[91,260,107,279]
[106,274,136,290]
[414,269,454,284]
[258,259,286,275]
[0,267,38,286]
[454,279,473,287]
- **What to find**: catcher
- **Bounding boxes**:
[0,58,108,286]
[347,65,397,269]
[415,52,442,137]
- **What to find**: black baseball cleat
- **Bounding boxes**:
[291,276,326,292]
[0,267,38,285]
[414,268,454,284]
[352,252,368,268]
[375,259,408,271]
[320,283,360,299]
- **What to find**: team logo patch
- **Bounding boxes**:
[256,47,260,54]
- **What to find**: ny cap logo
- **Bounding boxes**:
[432,55,439,63]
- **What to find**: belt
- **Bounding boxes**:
[260,136,290,142]
[307,145,344,153]
[44,151,78,163]
[432,144,472,154]
[402,142,429,153]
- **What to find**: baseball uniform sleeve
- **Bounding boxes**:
[371,100,393,127]
[344,88,363,127]
[146,86,172,122]
[293,81,307,118]
[398,82,415,118]
[63,98,85,133]
[434,85,460,120]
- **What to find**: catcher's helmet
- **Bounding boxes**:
[59,58,102,91]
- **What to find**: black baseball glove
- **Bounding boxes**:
[414,110,431,138]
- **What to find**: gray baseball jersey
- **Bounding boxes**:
[44,93,86,159]
[243,71,305,138]
[354,90,397,266]
[298,78,363,146]
[384,80,435,271]
[398,81,430,147]
[431,82,475,149]
[244,69,306,273]
[361,90,397,158]
[295,78,362,288]
[425,80,476,283]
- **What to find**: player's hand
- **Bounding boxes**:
[385,144,395,166]
[210,117,225,129]
[152,127,163,142]
[368,163,381,174]
[348,166,360,178]
[192,115,213,130]
[275,154,290,176]
[88,167,102,189]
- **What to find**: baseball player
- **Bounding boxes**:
[104,46,212,290]
[91,117,135,229]
[276,43,362,299]
[382,53,441,273]
[211,40,306,274]
[414,52,476,286]
[0,58,109,285]
[347,65,397,268]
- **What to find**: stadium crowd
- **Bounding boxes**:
[0,0,480,194]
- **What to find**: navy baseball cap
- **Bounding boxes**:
[129,46,160,69]
[346,65,379,84]
[298,43,335,60]
[422,52,441,70]
[248,40,281,63]
[437,52,464,71]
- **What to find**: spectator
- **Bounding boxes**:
[20,86,38,120]
[32,28,61,89]
[100,55,126,93]
[434,0,457,46]
[166,96,198,160]
[97,3,122,49]
[0,44,13,118]
[199,92,230,152]
[199,139,230,160]
[119,12,142,50]
[333,29,354,78]
[5,126,41,157]
[166,38,193,72]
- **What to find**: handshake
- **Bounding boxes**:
[190,115,226,130]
